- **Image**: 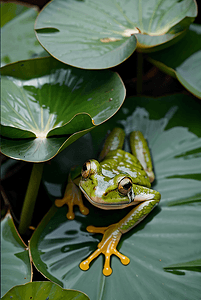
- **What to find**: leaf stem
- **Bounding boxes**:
[19,163,44,235]
[136,52,143,95]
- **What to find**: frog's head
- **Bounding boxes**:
[79,159,143,210]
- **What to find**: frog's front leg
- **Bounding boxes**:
[80,223,129,276]
[55,174,89,220]
[80,190,160,276]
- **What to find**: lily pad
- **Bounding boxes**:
[148,24,201,98]
[2,282,89,300]
[1,56,125,162]
[35,0,197,69]
[1,3,47,66]
[1,212,32,298]
[30,94,201,300]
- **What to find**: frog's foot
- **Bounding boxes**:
[80,224,130,276]
[55,178,89,220]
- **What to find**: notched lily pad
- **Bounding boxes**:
[1,57,125,162]
[2,282,89,300]
[1,212,32,298]
[35,0,197,69]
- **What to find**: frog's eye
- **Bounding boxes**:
[81,161,91,178]
[118,177,132,195]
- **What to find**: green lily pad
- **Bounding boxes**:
[1,212,32,298]
[1,56,125,162]
[30,94,201,300]
[148,24,201,98]
[1,4,47,66]
[2,282,89,300]
[35,0,197,69]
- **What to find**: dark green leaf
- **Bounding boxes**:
[1,5,47,66]
[148,24,201,98]
[164,259,201,272]
[1,57,125,162]
[35,0,197,69]
[2,282,89,300]
[1,212,32,298]
[168,193,201,206]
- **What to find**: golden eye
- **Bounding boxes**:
[81,161,91,179]
[118,177,132,195]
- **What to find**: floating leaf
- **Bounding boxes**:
[35,0,197,69]
[1,212,32,298]
[30,94,201,300]
[1,4,47,66]
[1,57,125,162]
[2,282,89,300]
[148,24,201,98]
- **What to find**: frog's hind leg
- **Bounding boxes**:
[80,191,160,276]
[99,127,125,161]
[130,131,155,183]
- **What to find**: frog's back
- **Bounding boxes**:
[100,149,151,188]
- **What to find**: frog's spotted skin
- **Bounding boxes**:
[101,149,151,187]
[79,148,158,208]
[55,127,161,276]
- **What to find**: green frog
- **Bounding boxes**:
[55,128,161,276]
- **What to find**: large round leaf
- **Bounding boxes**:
[1,4,47,66]
[1,57,125,162]
[2,282,89,300]
[35,0,197,69]
[147,24,201,98]
[30,94,201,300]
[1,212,32,298]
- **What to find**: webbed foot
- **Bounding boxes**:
[55,176,89,220]
[80,224,130,276]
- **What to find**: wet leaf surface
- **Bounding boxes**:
[35,0,197,69]
[30,94,201,300]
[1,57,125,162]
[1,212,32,298]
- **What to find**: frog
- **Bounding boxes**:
[55,127,161,276]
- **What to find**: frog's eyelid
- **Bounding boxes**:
[82,159,102,178]
[81,161,91,178]
[118,177,132,192]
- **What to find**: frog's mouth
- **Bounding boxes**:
[79,185,136,210]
